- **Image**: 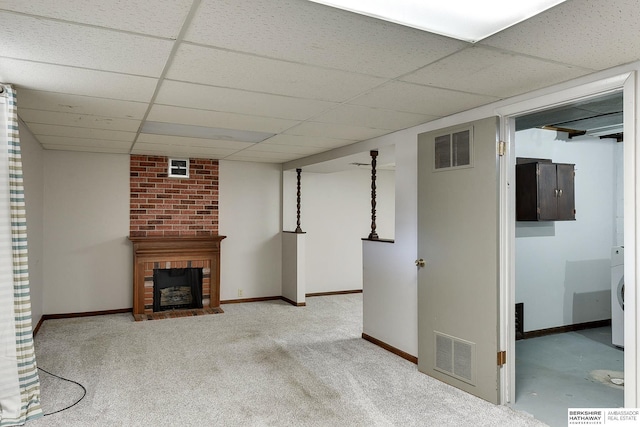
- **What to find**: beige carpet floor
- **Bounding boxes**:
[28,294,546,426]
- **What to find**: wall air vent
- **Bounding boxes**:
[434,127,473,171]
[168,158,189,178]
[434,331,476,385]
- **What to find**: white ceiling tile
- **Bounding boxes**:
[131,142,238,159]
[401,46,593,98]
[42,145,129,154]
[225,149,301,163]
[0,0,193,38]
[185,0,468,77]
[248,142,325,155]
[349,81,499,116]
[16,90,148,119]
[28,123,135,142]
[137,133,255,150]
[3,0,637,166]
[312,104,436,130]
[285,121,389,140]
[0,58,158,102]
[38,136,132,150]
[155,81,337,121]
[147,105,299,134]
[480,0,640,70]
[223,156,290,164]
[166,44,387,102]
[0,13,173,77]
[19,109,141,132]
[262,134,355,149]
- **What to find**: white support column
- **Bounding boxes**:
[282,231,306,306]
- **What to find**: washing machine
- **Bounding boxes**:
[611,246,624,348]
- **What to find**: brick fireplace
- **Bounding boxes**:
[129,155,219,238]
[129,236,225,320]
[129,156,224,320]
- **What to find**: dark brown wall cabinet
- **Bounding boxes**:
[516,161,575,221]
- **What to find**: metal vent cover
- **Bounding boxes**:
[434,331,475,385]
[434,128,473,171]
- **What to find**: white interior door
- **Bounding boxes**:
[417,116,501,404]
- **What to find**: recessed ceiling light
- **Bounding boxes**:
[309,0,567,42]
[141,121,275,143]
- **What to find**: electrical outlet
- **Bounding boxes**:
[238,289,244,297]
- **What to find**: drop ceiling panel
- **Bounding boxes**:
[263,134,355,149]
[28,123,135,142]
[19,109,141,132]
[184,0,468,78]
[0,0,193,38]
[17,90,148,119]
[284,122,389,141]
[155,81,337,121]
[136,134,255,150]
[147,105,299,134]
[42,145,129,155]
[166,44,387,102]
[312,104,437,130]
[247,142,325,155]
[480,0,640,71]
[401,46,593,98]
[2,0,639,166]
[38,136,132,150]
[131,142,240,159]
[1,58,158,102]
[0,14,173,77]
[350,81,499,116]
[225,148,301,163]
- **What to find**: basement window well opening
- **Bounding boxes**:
[153,268,203,312]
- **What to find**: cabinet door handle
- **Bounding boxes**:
[558,189,563,197]
[554,189,559,197]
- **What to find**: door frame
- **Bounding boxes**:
[496,71,637,406]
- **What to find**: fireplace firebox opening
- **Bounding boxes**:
[153,268,203,312]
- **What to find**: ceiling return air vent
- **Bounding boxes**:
[435,331,476,385]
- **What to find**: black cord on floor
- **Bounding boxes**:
[38,367,87,416]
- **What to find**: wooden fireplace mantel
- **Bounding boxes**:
[128,235,226,319]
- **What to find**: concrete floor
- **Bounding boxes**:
[511,326,624,427]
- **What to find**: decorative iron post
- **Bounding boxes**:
[368,150,379,240]
[295,168,303,233]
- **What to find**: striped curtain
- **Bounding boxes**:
[0,85,42,426]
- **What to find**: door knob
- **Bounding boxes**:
[415,258,426,268]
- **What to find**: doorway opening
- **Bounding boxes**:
[510,91,624,424]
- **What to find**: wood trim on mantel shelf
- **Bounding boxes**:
[128,235,226,248]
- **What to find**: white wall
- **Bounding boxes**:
[303,168,395,293]
[363,138,418,356]
[39,155,284,312]
[515,128,617,331]
[19,122,44,326]
[43,151,131,314]
[283,168,395,294]
[219,160,282,300]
